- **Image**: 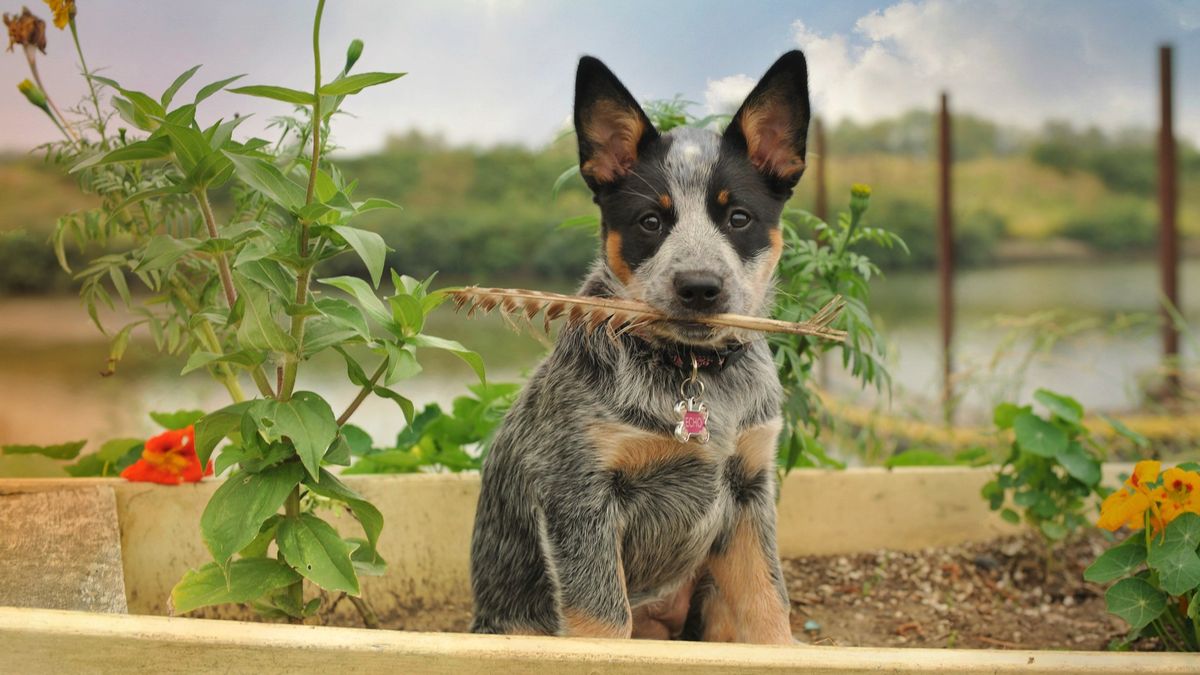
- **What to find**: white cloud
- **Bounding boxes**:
[703,74,755,115]
[705,0,1200,143]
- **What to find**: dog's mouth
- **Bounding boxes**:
[651,318,728,346]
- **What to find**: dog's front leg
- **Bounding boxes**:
[540,482,632,639]
[699,425,793,644]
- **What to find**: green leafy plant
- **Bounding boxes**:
[14,1,483,623]
[771,184,902,470]
[981,388,1143,543]
[343,382,518,474]
[1085,461,1200,651]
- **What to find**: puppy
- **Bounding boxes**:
[469,51,810,643]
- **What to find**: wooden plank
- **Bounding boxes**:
[0,607,1194,675]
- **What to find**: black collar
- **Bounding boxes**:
[628,336,749,373]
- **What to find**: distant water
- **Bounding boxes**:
[0,258,1195,473]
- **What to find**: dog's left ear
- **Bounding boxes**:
[723,50,811,189]
[574,56,659,189]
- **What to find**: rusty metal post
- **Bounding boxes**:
[813,117,828,225]
[812,117,831,388]
[1158,44,1180,397]
[938,93,955,422]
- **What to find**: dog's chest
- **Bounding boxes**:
[591,418,780,601]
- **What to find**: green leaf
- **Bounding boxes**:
[388,294,425,336]
[1100,414,1150,449]
[1147,548,1200,596]
[2,440,87,460]
[1040,520,1069,541]
[1105,577,1167,630]
[200,462,303,567]
[70,137,172,172]
[330,226,388,288]
[318,71,405,96]
[883,449,954,468]
[170,558,299,614]
[1013,411,1067,458]
[305,468,383,551]
[557,214,600,230]
[150,410,206,430]
[340,425,374,456]
[229,84,315,105]
[992,403,1029,430]
[276,513,359,594]
[249,392,338,481]
[194,74,246,104]
[223,151,306,211]
[65,438,143,477]
[236,278,297,354]
[134,235,198,272]
[411,334,485,384]
[551,164,580,200]
[315,298,371,341]
[1000,508,1020,525]
[319,276,390,325]
[1034,389,1084,425]
[373,386,415,424]
[1085,537,1148,583]
[195,401,254,470]
[349,538,387,576]
[238,514,282,559]
[1057,441,1101,486]
[1149,513,1200,563]
[161,64,202,107]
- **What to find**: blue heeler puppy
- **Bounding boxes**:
[469,51,810,643]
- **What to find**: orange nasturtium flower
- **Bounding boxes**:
[1097,460,1162,532]
[1153,467,1200,525]
[4,6,47,52]
[120,425,213,485]
[42,0,74,30]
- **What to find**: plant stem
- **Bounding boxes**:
[193,189,277,398]
[337,360,387,426]
[194,190,238,309]
[279,0,326,402]
[68,19,107,144]
[24,45,78,142]
[283,486,303,624]
[347,594,381,629]
[170,283,246,403]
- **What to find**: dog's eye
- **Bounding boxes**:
[729,210,752,229]
[639,214,662,233]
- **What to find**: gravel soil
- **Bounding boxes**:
[359,532,1151,651]
[784,532,1149,651]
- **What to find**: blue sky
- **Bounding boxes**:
[2,0,1198,154]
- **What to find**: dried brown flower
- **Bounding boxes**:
[4,6,47,53]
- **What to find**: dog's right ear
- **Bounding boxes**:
[574,56,659,189]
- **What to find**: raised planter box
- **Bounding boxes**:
[1,465,1193,673]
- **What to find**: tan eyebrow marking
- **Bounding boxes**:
[659,193,672,209]
[717,189,730,206]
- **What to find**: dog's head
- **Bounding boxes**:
[573,51,810,347]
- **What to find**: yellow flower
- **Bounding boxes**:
[1098,488,1153,532]
[1126,459,1161,493]
[1153,467,1200,525]
[42,0,74,30]
[4,6,47,53]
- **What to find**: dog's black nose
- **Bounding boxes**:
[673,272,725,312]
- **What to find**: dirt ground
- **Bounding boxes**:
[358,532,1149,651]
[782,532,1149,651]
